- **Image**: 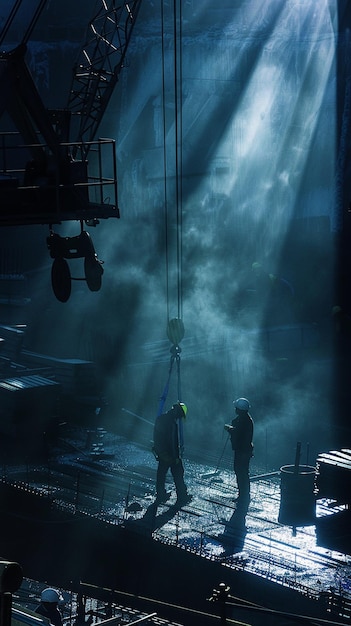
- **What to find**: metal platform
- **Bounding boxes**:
[1,425,351,625]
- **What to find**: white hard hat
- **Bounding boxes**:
[233,397,251,411]
[41,588,62,603]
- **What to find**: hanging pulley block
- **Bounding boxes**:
[51,257,71,303]
[84,254,103,292]
[167,317,185,346]
[47,228,104,300]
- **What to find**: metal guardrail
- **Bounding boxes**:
[0,133,119,225]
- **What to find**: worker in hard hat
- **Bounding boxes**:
[35,588,64,626]
[225,397,254,507]
[152,401,192,508]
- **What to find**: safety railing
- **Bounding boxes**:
[0,132,119,226]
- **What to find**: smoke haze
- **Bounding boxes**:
[0,0,348,471]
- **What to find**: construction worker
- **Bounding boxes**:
[35,588,64,626]
[152,401,192,507]
[225,398,254,506]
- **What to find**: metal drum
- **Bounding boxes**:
[278,464,316,527]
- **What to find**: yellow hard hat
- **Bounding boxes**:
[179,402,187,416]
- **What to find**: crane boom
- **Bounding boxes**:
[67,0,142,152]
[0,0,143,300]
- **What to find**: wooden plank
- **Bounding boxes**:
[317,454,351,470]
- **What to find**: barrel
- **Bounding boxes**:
[278,464,316,527]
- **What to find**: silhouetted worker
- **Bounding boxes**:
[225,397,254,506]
[35,588,63,626]
[152,401,192,507]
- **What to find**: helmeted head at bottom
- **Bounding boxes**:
[40,588,63,604]
[233,397,250,412]
[172,402,188,418]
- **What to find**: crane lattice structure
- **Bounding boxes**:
[67,1,142,153]
[0,0,142,300]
